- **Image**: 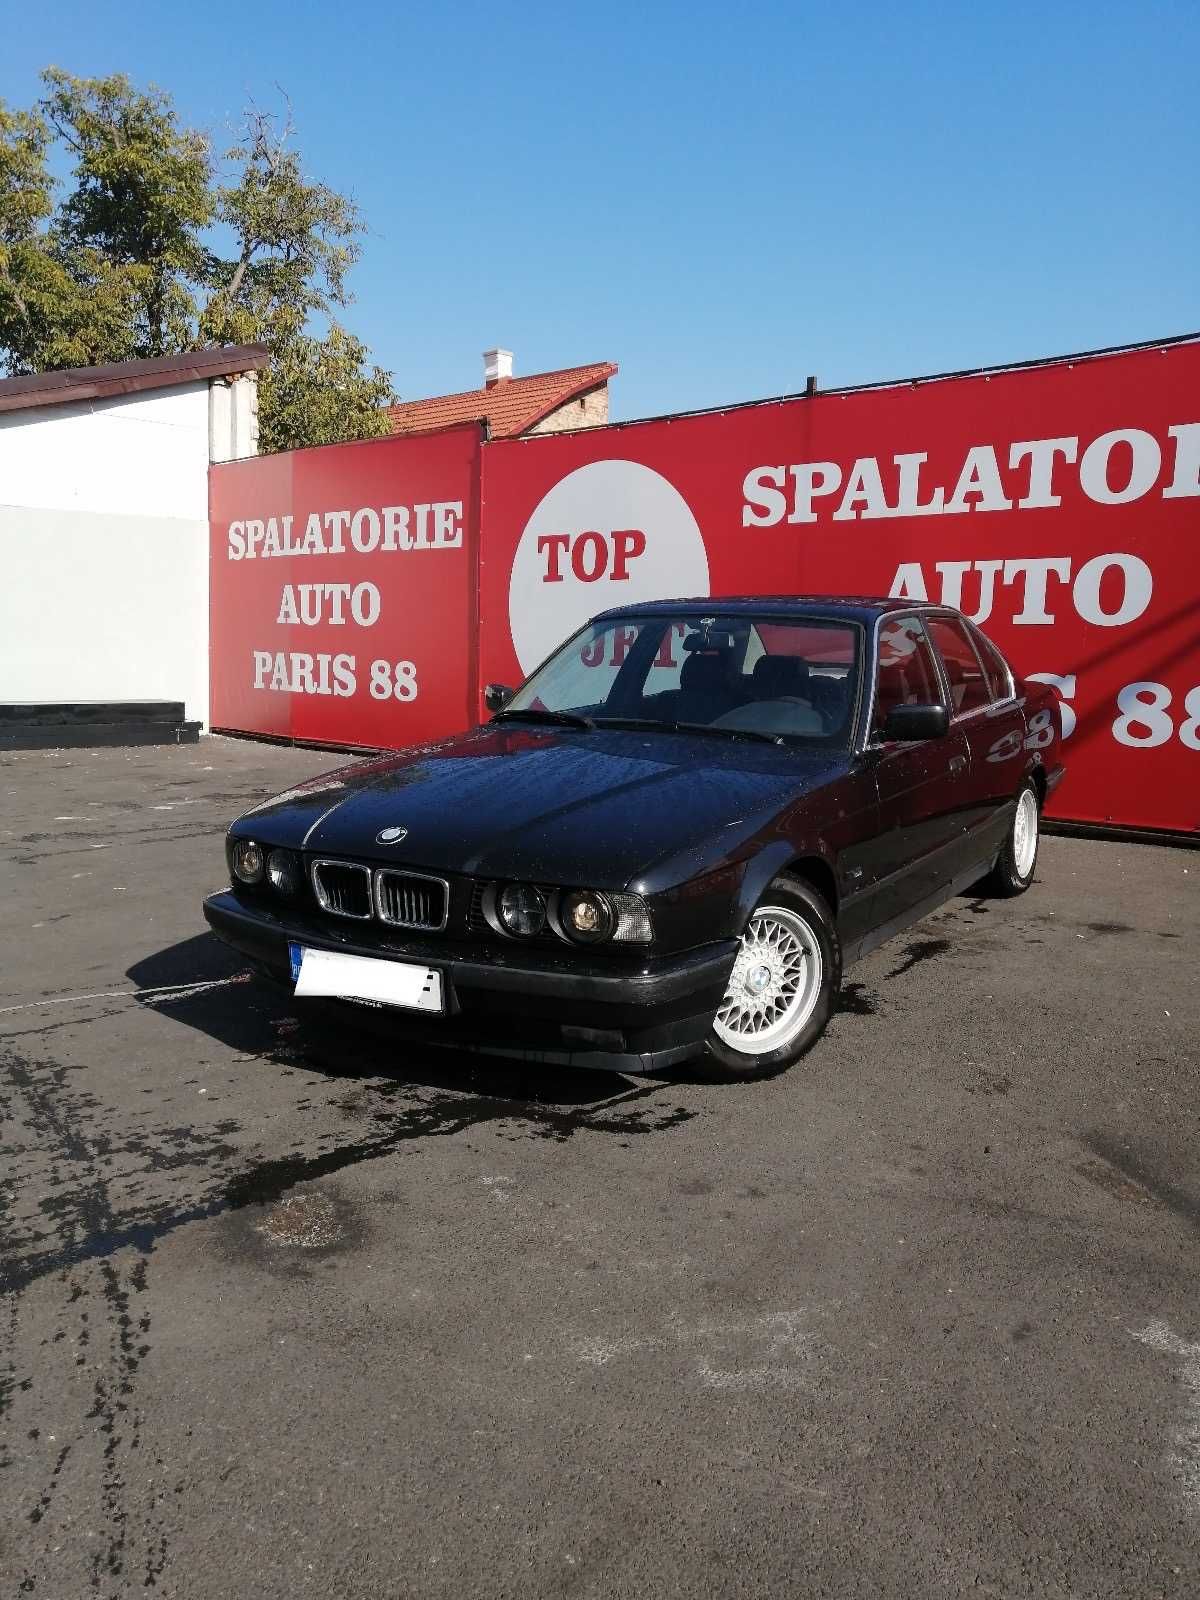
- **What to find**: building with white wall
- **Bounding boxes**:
[0,346,266,743]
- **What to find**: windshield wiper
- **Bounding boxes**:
[493,707,594,730]
[593,716,785,747]
[674,721,786,747]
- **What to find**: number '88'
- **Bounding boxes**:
[1113,683,1200,749]
[368,659,419,702]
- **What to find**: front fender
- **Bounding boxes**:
[732,823,850,933]
[643,834,830,953]
[732,841,812,928]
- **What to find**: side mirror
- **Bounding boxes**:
[484,683,514,715]
[882,703,949,742]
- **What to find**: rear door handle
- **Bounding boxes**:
[949,754,968,775]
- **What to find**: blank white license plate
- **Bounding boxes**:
[290,944,443,1013]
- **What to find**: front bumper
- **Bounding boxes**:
[202,890,737,1073]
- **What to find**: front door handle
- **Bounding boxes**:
[949,754,968,775]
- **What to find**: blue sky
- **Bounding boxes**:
[4,2,1197,420]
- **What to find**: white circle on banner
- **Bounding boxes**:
[508,459,710,676]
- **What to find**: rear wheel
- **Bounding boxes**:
[984,780,1041,896]
[696,878,840,1082]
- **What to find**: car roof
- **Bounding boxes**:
[591,595,921,626]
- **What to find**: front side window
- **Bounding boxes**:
[926,615,991,715]
[873,616,944,734]
[503,613,863,748]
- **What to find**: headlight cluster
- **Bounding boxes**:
[230,838,263,884]
[489,883,651,945]
[498,883,548,937]
[561,889,615,943]
[229,838,299,897]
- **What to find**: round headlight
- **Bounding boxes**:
[561,889,614,943]
[231,839,264,884]
[498,883,547,937]
[266,849,298,896]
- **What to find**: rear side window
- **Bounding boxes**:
[874,616,944,731]
[969,625,1014,702]
[926,615,991,714]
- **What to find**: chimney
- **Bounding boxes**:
[483,348,513,388]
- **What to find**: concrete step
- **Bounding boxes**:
[0,700,187,727]
[0,702,201,750]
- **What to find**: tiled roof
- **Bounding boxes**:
[385,361,617,440]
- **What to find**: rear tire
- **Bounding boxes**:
[983,780,1041,897]
[694,877,840,1082]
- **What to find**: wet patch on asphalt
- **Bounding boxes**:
[1077,1134,1200,1230]
[1074,1156,1154,1207]
[967,1069,1012,1097]
[885,937,953,980]
[0,1000,700,1587]
[835,982,879,1016]
[1,1011,699,1298]
[0,1046,172,1591]
[219,1181,365,1274]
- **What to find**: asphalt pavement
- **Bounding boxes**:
[1,737,1198,1599]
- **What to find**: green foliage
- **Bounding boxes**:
[199,104,393,450]
[256,320,395,456]
[0,101,53,242]
[42,68,213,358]
[0,99,103,370]
[0,71,394,450]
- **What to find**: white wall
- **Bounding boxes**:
[0,383,212,724]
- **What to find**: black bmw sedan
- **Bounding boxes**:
[203,598,1064,1080]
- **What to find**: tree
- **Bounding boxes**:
[0,99,113,371]
[199,104,393,453]
[0,70,394,450]
[42,67,213,359]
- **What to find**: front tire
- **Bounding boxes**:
[695,877,840,1082]
[984,779,1041,897]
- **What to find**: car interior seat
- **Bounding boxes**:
[675,649,735,723]
[805,673,848,730]
[750,655,811,702]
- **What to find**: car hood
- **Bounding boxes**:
[239,725,851,890]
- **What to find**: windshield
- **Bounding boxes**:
[504,613,863,749]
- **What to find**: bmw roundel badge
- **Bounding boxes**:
[376,826,408,844]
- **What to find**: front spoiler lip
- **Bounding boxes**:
[201,890,737,1007]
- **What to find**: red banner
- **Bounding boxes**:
[209,425,481,747]
[479,342,1200,833]
[207,342,1200,834]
